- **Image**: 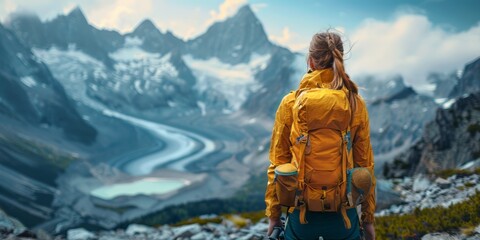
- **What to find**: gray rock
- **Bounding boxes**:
[172,224,202,238]
[435,177,452,189]
[413,176,431,192]
[385,92,480,177]
[190,231,210,240]
[248,222,268,233]
[0,210,25,236]
[67,228,95,240]
[422,233,459,240]
[125,224,155,235]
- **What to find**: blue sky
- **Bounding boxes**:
[1,0,478,44]
[1,0,479,92]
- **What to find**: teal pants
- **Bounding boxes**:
[284,208,360,240]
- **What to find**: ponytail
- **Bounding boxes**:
[326,33,358,116]
[308,31,359,115]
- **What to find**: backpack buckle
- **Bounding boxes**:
[296,134,308,144]
[344,131,352,152]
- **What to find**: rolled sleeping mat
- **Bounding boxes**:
[351,168,372,205]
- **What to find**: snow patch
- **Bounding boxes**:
[110,47,178,80]
[125,36,143,47]
[20,76,37,87]
[32,47,107,103]
[197,101,206,116]
[183,53,270,110]
[442,98,456,109]
[33,46,105,67]
[134,80,143,94]
[434,98,447,105]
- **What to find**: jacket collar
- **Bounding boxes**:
[298,68,334,89]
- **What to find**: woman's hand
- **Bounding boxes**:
[363,223,375,240]
[267,217,282,236]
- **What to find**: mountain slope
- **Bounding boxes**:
[449,57,480,98]
[6,7,123,68]
[0,22,100,228]
[346,76,438,160]
[0,23,97,143]
[128,19,184,55]
[186,5,273,65]
[384,92,480,178]
[383,56,480,178]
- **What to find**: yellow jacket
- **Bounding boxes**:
[265,68,376,223]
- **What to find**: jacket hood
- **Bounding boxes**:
[298,68,334,89]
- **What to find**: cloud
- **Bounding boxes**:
[205,0,247,26]
[270,27,292,45]
[86,0,154,32]
[348,13,480,93]
[269,27,309,52]
[251,3,267,12]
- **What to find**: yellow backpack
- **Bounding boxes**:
[290,86,355,228]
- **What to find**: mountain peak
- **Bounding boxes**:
[67,6,87,23]
[235,5,255,18]
[187,4,272,64]
[133,19,160,35]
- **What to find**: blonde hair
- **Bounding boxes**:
[308,31,358,114]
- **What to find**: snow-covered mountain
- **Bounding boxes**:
[449,57,480,98]
[128,19,184,55]
[7,6,300,117]
[353,76,438,163]
[6,7,122,69]
[0,23,97,143]
[0,22,101,229]
[8,4,465,165]
[384,91,480,178]
[382,56,480,178]
[427,72,458,99]
[186,5,273,65]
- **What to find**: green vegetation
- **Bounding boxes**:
[434,168,480,179]
[126,172,268,227]
[465,182,476,188]
[239,210,269,224]
[93,204,137,215]
[383,158,412,178]
[174,216,223,226]
[173,209,267,227]
[467,123,480,136]
[375,191,480,239]
[0,133,78,169]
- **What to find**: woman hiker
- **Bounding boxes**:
[265,31,376,240]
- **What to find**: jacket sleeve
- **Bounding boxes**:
[265,93,295,219]
[352,103,376,224]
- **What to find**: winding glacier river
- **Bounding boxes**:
[102,109,216,175]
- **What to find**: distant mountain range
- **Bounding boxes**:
[384,58,480,178]
[5,5,450,156]
[4,3,480,182]
[6,6,296,118]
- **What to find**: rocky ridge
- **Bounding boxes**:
[449,57,480,98]
[384,91,480,178]
[377,173,480,216]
